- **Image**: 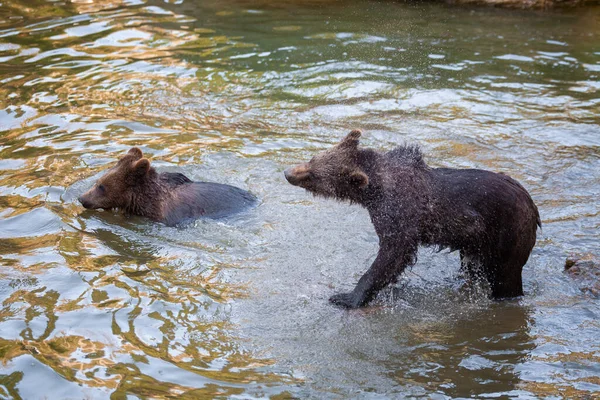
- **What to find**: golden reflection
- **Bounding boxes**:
[1,289,59,341]
[0,148,88,196]
[0,235,60,257]
[535,350,600,364]
[428,138,486,160]
[0,339,27,363]
[521,379,600,399]
[69,0,142,14]
[1,0,73,20]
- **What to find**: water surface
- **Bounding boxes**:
[1,0,599,398]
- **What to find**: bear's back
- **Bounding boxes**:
[432,168,537,219]
[162,178,256,226]
[430,167,540,252]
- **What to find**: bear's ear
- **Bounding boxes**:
[132,158,150,177]
[349,169,368,189]
[340,129,362,149]
[128,147,143,160]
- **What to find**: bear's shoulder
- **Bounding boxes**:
[383,144,425,167]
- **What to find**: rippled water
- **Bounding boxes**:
[1,0,599,398]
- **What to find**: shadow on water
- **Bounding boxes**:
[0,0,599,397]
[390,303,534,397]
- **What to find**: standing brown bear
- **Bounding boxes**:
[79,147,256,226]
[285,130,541,309]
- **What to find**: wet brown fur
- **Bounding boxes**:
[285,130,541,308]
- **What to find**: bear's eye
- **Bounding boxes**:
[97,184,106,193]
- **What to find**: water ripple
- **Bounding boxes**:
[0,0,599,398]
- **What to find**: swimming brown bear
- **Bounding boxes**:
[285,130,541,308]
[79,147,256,226]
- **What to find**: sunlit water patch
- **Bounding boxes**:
[0,0,599,398]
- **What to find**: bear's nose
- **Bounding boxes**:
[285,164,310,186]
[284,168,298,185]
[78,196,92,209]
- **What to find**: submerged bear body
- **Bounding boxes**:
[285,130,540,308]
[156,173,256,225]
[79,148,256,226]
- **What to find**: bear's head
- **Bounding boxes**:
[78,147,152,210]
[284,130,369,200]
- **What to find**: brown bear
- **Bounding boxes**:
[79,147,256,226]
[285,130,541,308]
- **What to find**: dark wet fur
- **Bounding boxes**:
[160,172,193,186]
[285,131,541,308]
[161,181,257,226]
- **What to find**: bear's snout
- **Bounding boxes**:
[284,168,296,184]
[284,164,310,186]
[78,195,93,209]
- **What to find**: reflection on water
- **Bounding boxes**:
[1,0,599,397]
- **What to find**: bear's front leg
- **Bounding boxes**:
[329,239,416,309]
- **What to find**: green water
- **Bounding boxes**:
[0,0,599,398]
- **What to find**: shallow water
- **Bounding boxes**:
[1,0,599,398]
